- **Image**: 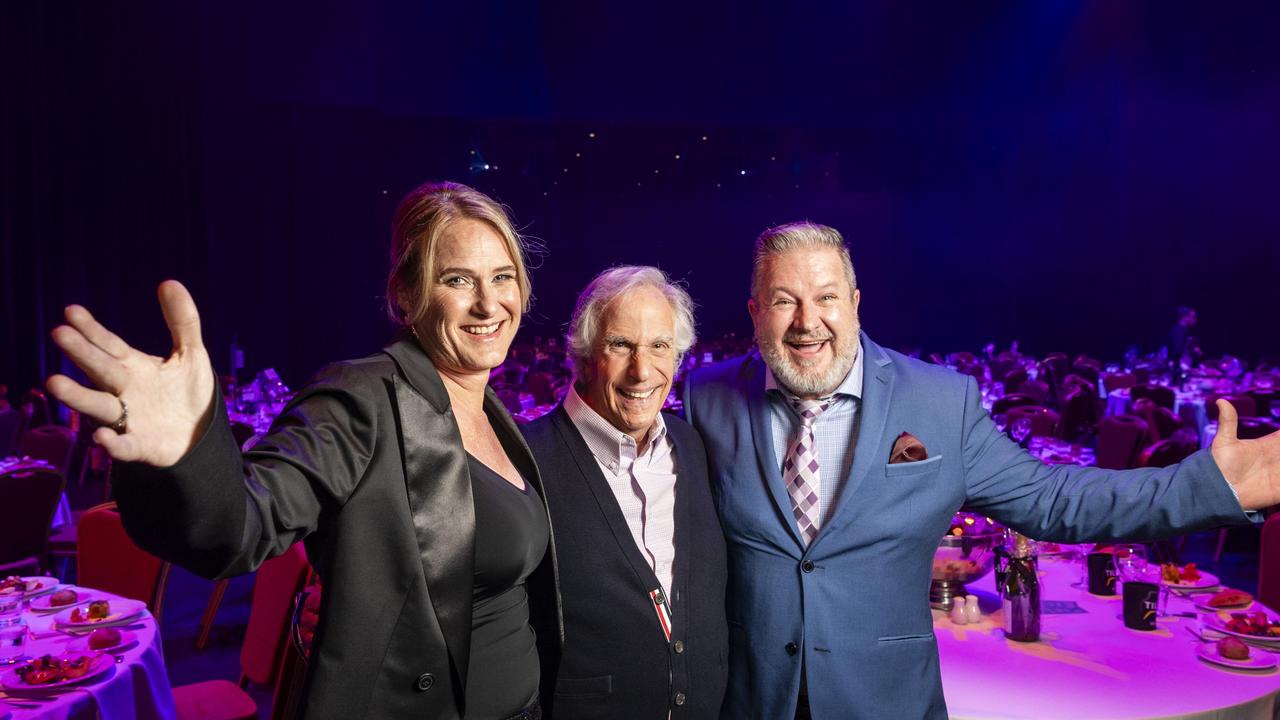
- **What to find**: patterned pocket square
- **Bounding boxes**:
[889,432,928,464]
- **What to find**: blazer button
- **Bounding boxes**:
[414,673,435,692]
[674,692,687,706]
[673,640,685,654]
[785,642,798,656]
[801,560,815,573]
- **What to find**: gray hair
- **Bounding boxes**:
[751,221,857,297]
[567,265,697,378]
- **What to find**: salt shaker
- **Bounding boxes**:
[950,602,968,625]
[964,594,982,623]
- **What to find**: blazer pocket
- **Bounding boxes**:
[554,674,613,699]
[877,632,936,644]
[884,454,944,477]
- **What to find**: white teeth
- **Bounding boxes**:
[620,388,656,400]
[463,323,499,335]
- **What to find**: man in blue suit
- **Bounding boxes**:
[683,222,1276,719]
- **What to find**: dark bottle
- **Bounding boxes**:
[1000,531,1040,642]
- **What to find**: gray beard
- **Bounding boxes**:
[759,332,859,398]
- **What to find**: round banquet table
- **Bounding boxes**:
[1105,388,1211,442]
[937,555,1280,720]
[0,585,175,720]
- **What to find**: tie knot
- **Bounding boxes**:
[790,397,833,427]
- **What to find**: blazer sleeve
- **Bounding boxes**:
[113,361,381,579]
[957,375,1250,542]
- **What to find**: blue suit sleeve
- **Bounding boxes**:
[957,376,1250,542]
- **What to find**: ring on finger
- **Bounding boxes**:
[109,397,128,434]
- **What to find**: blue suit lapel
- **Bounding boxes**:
[744,353,808,550]
[814,334,895,550]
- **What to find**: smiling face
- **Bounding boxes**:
[749,246,861,399]
[579,284,676,445]
[415,218,522,378]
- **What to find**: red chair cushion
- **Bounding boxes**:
[173,679,257,720]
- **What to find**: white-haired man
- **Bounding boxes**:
[521,266,728,719]
[683,221,1275,719]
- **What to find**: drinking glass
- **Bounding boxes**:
[0,616,27,665]
[1075,543,1096,587]
[1114,544,1149,582]
[1011,418,1032,446]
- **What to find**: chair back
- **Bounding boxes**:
[1095,415,1149,469]
[526,372,557,406]
[241,543,312,687]
[1236,418,1280,441]
[18,425,77,478]
[1130,384,1175,411]
[0,466,65,573]
[1006,405,1061,438]
[1138,439,1193,468]
[1000,366,1028,394]
[0,408,21,456]
[1259,512,1280,612]
[1249,389,1280,418]
[77,503,171,618]
[20,389,51,429]
[1101,372,1137,393]
[1058,387,1098,442]
[992,393,1039,417]
[1016,379,1050,403]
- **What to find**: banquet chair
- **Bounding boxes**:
[1206,395,1257,420]
[1258,512,1280,611]
[1136,439,1193,468]
[173,542,313,720]
[1095,415,1149,470]
[991,394,1039,417]
[1057,387,1098,443]
[1249,389,1280,417]
[1000,366,1028,395]
[1129,384,1175,411]
[1101,372,1137,394]
[18,424,77,478]
[497,387,524,414]
[1005,405,1060,439]
[1132,399,1184,441]
[526,371,557,406]
[1015,379,1050,403]
[20,389,51,429]
[0,465,65,575]
[949,351,977,366]
[1235,418,1279,440]
[1069,363,1100,386]
[74,502,171,619]
[0,407,21,456]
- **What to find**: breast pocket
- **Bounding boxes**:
[883,454,944,478]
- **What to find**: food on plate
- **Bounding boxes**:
[88,627,123,650]
[1218,637,1251,660]
[49,588,79,606]
[70,600,110,623]
[0,576,30,594]
[1207,588,1253,608]
[1224,611,1280,638]
[1160,562,1202,584]
[13,654,96,685]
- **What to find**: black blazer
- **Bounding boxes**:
[521,405,728,719]
[115,336,563,719]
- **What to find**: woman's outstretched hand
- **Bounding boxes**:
[46,280,215,467]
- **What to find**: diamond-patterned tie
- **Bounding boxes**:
[783,397,833,545]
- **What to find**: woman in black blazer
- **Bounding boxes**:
[46,181,561,719]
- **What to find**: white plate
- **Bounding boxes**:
[67,628,137,655]
[1203,616,1280,647]
[1195,598,1255,613]
[1196,643,1277,670]
[0,653,113,690]
[1163,568,1219,589]
[53,598,145,629]
[0,577,58,598]
[28,589,93,613]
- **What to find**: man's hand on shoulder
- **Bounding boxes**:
[1211,399,1280,511]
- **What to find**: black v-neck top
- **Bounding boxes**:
[464,452,549,718]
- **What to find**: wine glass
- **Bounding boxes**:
[1075,542,1096,588]
[1114,544,1149,583]
[1011,418,1032,446]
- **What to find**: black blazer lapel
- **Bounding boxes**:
[384,337,474,697]
[549,407,664,597]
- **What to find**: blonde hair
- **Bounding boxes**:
[386,181,532,326]
[751,221,856,297]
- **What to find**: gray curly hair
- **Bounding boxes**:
[566,265,697,378]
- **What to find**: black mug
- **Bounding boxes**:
[1122,581,1160,630]
[1087,552,1117,595]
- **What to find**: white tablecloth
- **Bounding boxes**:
[1,586,175,719]
[938,555,1280,719]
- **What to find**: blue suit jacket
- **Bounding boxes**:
[683,334,1247,719]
